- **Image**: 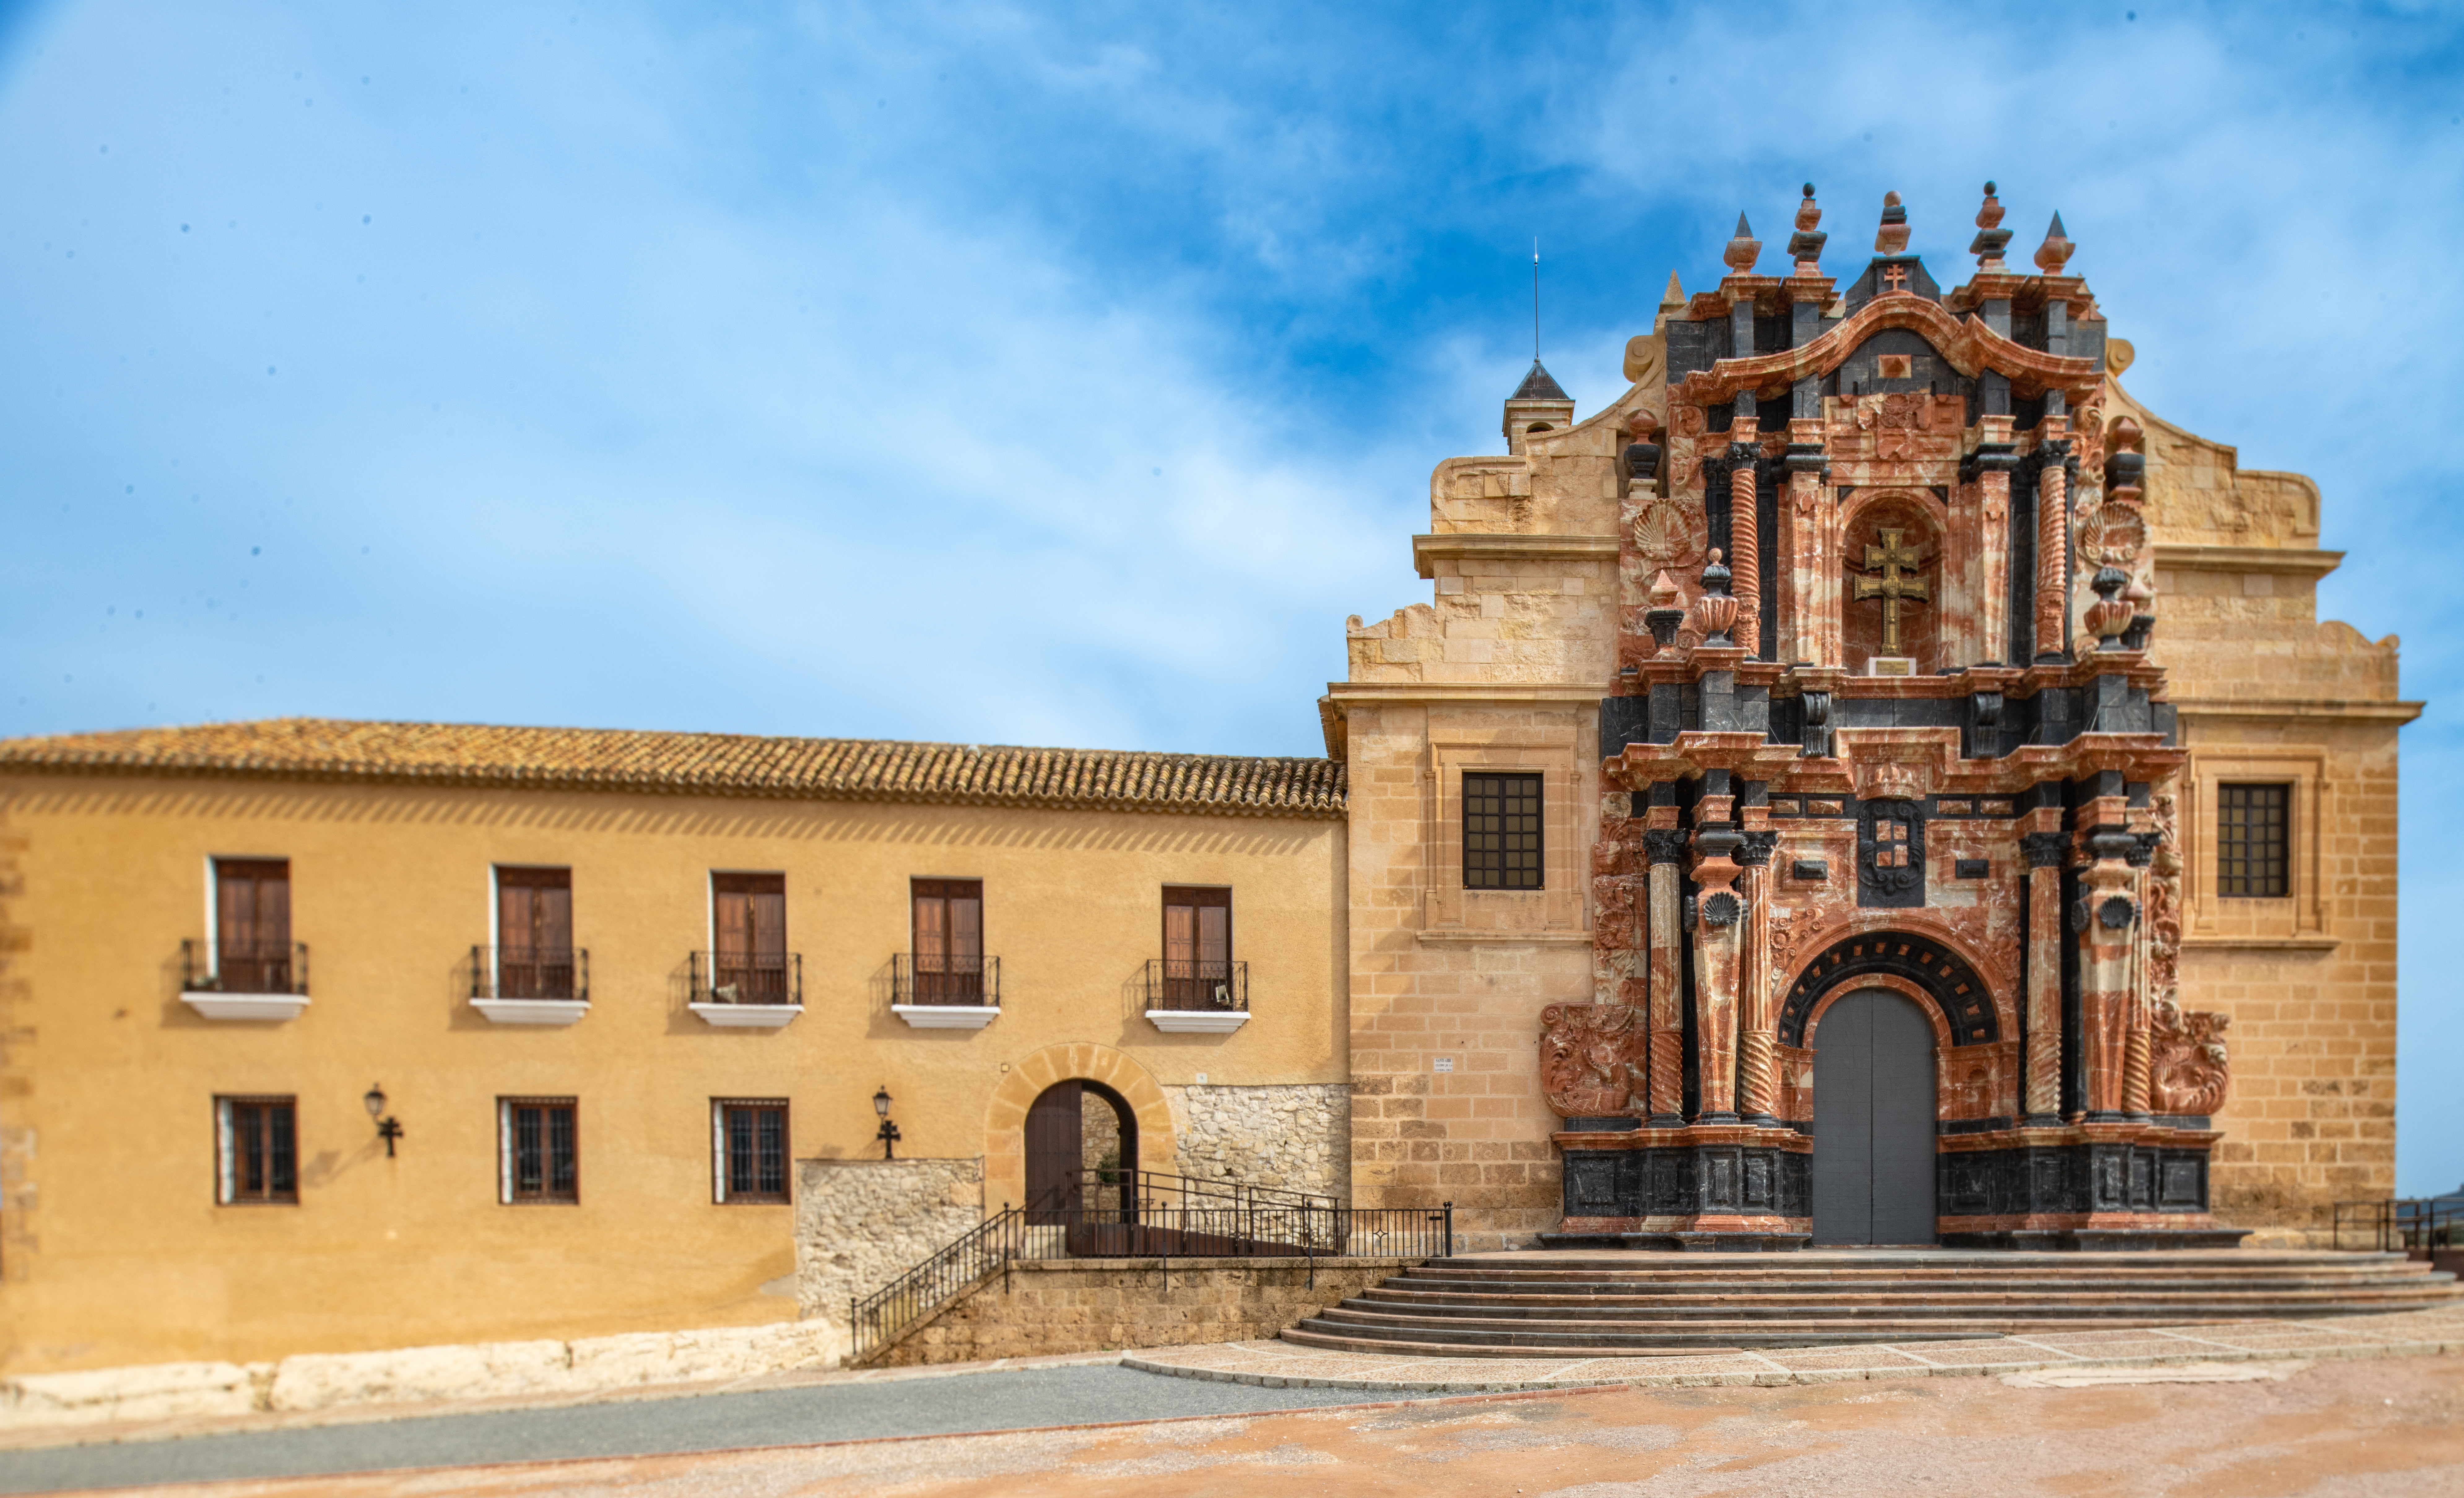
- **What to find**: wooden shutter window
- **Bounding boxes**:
[214,858,292,993]
[496,867,574,999]
[1161,886,1232,1005]
[711,873,789,1002]
[911,879,984,1003]
[1462,773,1544,890]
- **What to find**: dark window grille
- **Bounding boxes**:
[502,1098,578,1203]
[218,1096,297,1204]
[717,1100,789,1203]
[2218,783,2290,898]
[1463,772,1543,889]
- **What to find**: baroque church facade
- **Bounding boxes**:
[0,184,2416,1372]
[1331,184,2415,1251]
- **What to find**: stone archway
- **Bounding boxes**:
[984,1044,1175,1216]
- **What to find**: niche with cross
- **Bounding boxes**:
[1838,491,1943,673]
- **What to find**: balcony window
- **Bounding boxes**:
[213,858,296,992]
[713,1100,789,1204]
[499,1097,578,1204]
[908,878,987,1004]
[493,866,578,998]
[215,1096,297,1204]
[1158,886,1234,1008]
[707,872,794,1003]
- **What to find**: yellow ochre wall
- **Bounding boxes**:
[0,775,1345,1373]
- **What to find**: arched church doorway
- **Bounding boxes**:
[1023,1079,1139,1224]
[1811,989,1937,1245]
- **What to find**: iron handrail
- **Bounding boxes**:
[1126,1170,1337,1213]
[688,950,803,1006]
[2333,1197,2464,1252]
[180,940,309,996]
[892,953,1000,1007]
[850,1200,1454,1362]
[470,945,589,1002]
[1142,959,1248,1012]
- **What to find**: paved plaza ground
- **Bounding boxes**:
[2,1349,2458,1496]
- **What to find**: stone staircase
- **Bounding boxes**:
[1280,1249,2464,1358]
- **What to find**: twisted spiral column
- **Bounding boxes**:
[2034,461,2068,660]
[1730,454,1760,656]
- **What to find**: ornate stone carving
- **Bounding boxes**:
[1701,891,1744,928]
[2149,1002,2232,1115]
[1642,828,1690,866]
[1539,1003,1648,1116]
[2146,790,2184,1008]
[1631,497,1696,572]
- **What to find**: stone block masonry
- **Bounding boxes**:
[869,1257,1423,1367]
[794,1157,984,1361]
[1166,1083,1351,1200]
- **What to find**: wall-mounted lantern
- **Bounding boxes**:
[873,1085,901,1161]
[364,1083,405,1158]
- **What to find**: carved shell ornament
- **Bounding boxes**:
[1630,497,1695,570]
[2078,501,2148,567]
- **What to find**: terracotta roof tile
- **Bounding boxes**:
[0,718,1348,820]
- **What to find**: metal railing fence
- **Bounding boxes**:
[181,940,309,996]
[470,946,589,1002]
[1143,959,1248,1012]
[687,950,803,1006]
[892,953,999,1007]
[850,1200,1454,1363]
[2333,1197,2464,1253]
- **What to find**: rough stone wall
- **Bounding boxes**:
[871,1256,1420,1366]
[0,805,30,1284]
[1164,1083,1350,1200]
[793,1157,982,1358]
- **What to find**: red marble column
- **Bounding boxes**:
[1690,803,1745,1122]
[2021,830,2067,1122]
[1643,828,1687,1124]
[2076,829,2137,1117]
[1736,831,1778,1123]
[1730,456,1760,657]
[2034,444,2069,660]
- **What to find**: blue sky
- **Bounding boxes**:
[4,1,2461,1192]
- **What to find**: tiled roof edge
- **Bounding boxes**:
[0,739,1351,820]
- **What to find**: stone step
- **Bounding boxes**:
[1320,1299,2420,1328]
[1283,1320,2005,1353]
[1362,1283,2456,1308]
[1377,1275,2450,1297]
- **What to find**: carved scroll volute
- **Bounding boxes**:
[1539,1003,1648,1117]
[2149,1001,2232,1116]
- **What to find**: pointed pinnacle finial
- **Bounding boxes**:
[1969,181,2014,270]
[2035,211,2074,274]
[1660,270,1686,311]
[1724,213,1761,275]
[1875,190,1911,256]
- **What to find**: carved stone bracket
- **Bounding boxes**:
[1832,726,1961,803]
[2149,1002,2231,1115]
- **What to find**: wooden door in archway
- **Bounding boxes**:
[1811,989,1938,1245]
[1025,1081,1082,1224]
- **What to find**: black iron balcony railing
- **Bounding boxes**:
[1143,958,1247,1012]
[2333,1197,2464,1253]
[181,940,309,996]
[470,946,589,1002]
[688,950,803,1006]
[893,953,999,1007]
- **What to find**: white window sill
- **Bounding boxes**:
[893,1004,1000,1030]
[180,992,310,1023]
[1146,1009,1251,1034]
[471,999,590,1026]
[689,1002,803,1029]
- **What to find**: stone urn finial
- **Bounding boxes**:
[1788,184,1827,274]
[1692,548,1739,646]
[1724,213,1761,275]
[1874,191,1911,255]
[1970,180,2013,269]
[2035,211,2075,275]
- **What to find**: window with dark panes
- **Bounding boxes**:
[711,872,789,1003]
[1161,886,1232,1006]
[1463,773,1544,890]
[2218,783,2290,898]
[500,1098,578,1203]
[714,1100,789,1203]
[215,858,293,993]
[911,878,985,1003]
[496,866,574,998]
[217,1096,297,1204]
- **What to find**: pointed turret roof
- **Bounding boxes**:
[1510,359,1570,402]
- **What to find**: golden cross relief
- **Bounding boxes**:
[1853,527,1929,655]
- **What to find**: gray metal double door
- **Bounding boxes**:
[1811,989,1938,1245]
